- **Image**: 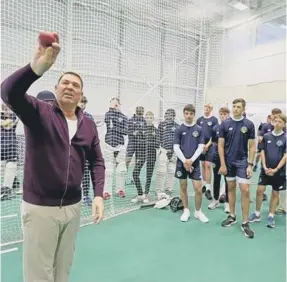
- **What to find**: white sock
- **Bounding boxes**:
[3,162,17,189]
[255,211,260,217]
[195,209,201,215]
[205,184,211,191]
[268,213,274,218]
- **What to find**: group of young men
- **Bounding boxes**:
[99,97,286,239]
[1,92,286,239]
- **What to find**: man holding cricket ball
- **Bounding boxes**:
[1,31,105,282]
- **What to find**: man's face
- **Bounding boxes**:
[110,98,120,110]
[184,110,194,124]
[145,113,154,125]
[204,105,212,116]
[273,117,285,130]
[219,112,229,122]
[55,74,83,107]
[232,102,244,117]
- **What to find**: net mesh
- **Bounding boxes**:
[1,0,222,246]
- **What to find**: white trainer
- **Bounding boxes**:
[194,210,209,223]
[224,203,230,213]
[131,195,145,203]
[208,200,219,210]
[180,208,190,222]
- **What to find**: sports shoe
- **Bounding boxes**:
[143,195,150,204]
[221,215,236,227]
[180,209,190,222]
[224,203,230,213]
[248,212,261,223]
[241,222,254,238]
[266,216,275,228]
[157,192,170,200]
[208,200,219,210]
[194,210,209,223]
[205,190,213,200]
[131,195,145,203]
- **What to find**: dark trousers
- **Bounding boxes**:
[133,149,156,196]
[213,159,229,202]
[82,161,90,197]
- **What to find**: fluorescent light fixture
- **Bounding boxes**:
[229,1,249,11]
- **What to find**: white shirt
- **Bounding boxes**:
[66,118,77,144]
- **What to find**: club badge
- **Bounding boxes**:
[241,126,248,134]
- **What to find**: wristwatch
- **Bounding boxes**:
[248,162,254,167]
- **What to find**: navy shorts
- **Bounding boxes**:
[257,142,263,153]
[226,159,249,183]
[258,170,286,191]
[175,160,201,181]
[126,141,135,158]
[199,145,213,162]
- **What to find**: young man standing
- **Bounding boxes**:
[208,107,230,213]
[218,98,256,238]
[174,104,209,223]
[196,103,218,200]
[249,114,286,228]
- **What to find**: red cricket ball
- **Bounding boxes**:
[38,32,56,47]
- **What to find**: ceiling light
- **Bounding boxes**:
[229,1,249,11]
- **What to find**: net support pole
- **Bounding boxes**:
[203,36,210,106]
[159,22,166,121]
[117,9,125,100]
[195,16,203,110]
[66,0,74,70]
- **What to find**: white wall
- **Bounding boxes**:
[206,21,286,106]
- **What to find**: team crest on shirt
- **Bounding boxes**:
[192,131,199,137]
[276,140,283,146]
[176,171,182,177]
[200,121,203,124]
[172,127,176,132]
[241,126,248,134]
[207,121,212,126]
[118,117,123,122]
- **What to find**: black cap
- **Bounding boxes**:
[36,91,55,101]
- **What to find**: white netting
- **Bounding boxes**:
[1,0,219,246]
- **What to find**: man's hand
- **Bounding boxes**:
[266,168,278,176]
[184,159,193,171]
[246,165,253,179]
[30,32,61,76]
[92,196,104,224]
[219,165,227,175]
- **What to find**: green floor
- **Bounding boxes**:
[1,187,286,282]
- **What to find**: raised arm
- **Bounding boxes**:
[1,32,61,126]
[87,124,105,198]
[1,64,40,125]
